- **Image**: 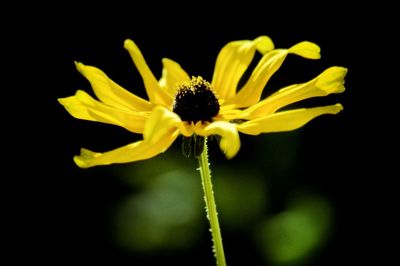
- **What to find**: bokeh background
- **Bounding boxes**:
[3,4,390,265]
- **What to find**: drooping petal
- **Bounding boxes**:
[73,105,192,168]
[74,131,179,168]
[159,58,190,95]
[75,62,152,112]
[144,106,194,142]
[226,41,321,108]
[58,90,147,133]
[124,39,173,106]
[195,121,240,159]
[211,36,274,100]
[236,67,347,119]
[236,104,343,135]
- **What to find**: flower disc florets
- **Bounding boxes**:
[172,76,220,123]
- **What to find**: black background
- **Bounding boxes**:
[2,3,392,265]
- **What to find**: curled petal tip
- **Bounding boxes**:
[124,39,139,54]
[317,67,348,93]
[124,39,135,49]
[289,41,321,59]
[223,143,240,159]
[254,35,274,54]
[331,66,348,76]
[73,156,88,168]
[73,148,102,168]
[334,103,344,112]
[73,150,90,168]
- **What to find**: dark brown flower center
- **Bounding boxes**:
[172,76,220,123]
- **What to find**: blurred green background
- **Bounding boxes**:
[3,4,386,265]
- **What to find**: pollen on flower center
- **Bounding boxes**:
[172,76,220,123]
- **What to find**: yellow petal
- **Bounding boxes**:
[237,67,347,119]
[58,90,147,133]
[211,36,274,100]
[144,106,194,144]
[124,39,173,106]
[288,41,321,59]
[227,41,321,108]
[58,94,91,119]
[217,105,243,121]
[195,121,240,159]
[75,62,152,112]
[74,130,179,168]
[73,105,193,168]
[159,58,190,95]
[254,36,276,54]
[237,104,343,135]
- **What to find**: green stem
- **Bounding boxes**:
[197,137,227,266]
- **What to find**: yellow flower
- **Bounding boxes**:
[58,36,346,168]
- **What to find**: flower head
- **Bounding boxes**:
[59,36,346,168]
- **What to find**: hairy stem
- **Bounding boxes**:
[197,137,227,266]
